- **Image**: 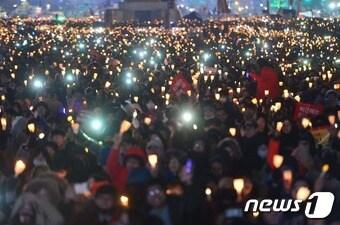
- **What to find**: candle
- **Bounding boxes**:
[233,178,244,194]
[144,117,152,125]
[294,95,301,102]
[251,98,258,105]
[27,123,36,133]
[120,120,131,134]
[229,128,237,137]
[283,89,289,98]
[104,81,111,88]
[301,118,312,129]
[148,154,158,169]
[14,160,26,176]
[120,195,129,208]
[1,117,7,131]
[322,164,329,173]
[283,170,293,183]
[71,123,80,134]
[273,154,284,168]
[38,133,45,139]
[205,187,212,201]
[264,90,269,96]
[276,121,284,132]
[296,186,310,201]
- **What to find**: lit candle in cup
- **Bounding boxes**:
[14,160,26,176]
[229,128,237,137]
[233,178,244,195]
[148,154,158,169]
[273,154,284,168]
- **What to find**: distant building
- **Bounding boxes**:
[104,0,180,25]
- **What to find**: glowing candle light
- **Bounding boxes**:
[120,195,129,208]
[14,160,26,176]
[296,186,311,201]
[1,117,7,131]
[233,178,244,194]
[27,123,36,133]
[264,90,269,96]
[276,121,284,132]
[148,154,158,169]
[120,120,131,134]
[229,128,237,137]
[144,117,152,125]
[301,118,312,129]
[273,154,284,168]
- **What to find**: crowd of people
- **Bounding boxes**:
[0,16,339,225]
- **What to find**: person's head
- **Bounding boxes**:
[166,150,185,174]
[243,121,257,138]
[18,203,34,225]
[217,138,242,160]
[203,104,216,121]
[210,158,225,178]
[256,114,267,132]
[44,142,59,160]
[216,106,228,122]
[282,119,293,134]
[168,157,181,174]
[124,146,146,173]
[51,129,67,148]
[145,134,164,157]
[34,102,49,118]
[324,90,338,108]
[192,139,205,153]
[146,184,166,209]
[94,184,117,212]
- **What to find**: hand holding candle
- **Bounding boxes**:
[273,154,284,168]
[1,117,7,131]
[233,178,244,195]
[276,121,283,132]
[14,160,26,176]
[148,154,158,169]
[120,195,129,208]
[27,122,36,133]
[120,120,131,134]
[229,127,237,137]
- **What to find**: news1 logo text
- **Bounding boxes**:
[244,192,335,219]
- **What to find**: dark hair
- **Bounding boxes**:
[51,129,66,137]
[95,184,117,198]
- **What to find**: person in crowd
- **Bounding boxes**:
[0,16,338,225]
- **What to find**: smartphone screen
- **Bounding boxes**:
[74,182,89,194]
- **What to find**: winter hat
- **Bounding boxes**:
[125,146,147,163]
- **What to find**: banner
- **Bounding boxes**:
[293,102,324,120]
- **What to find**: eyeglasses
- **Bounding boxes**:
[147,189,162,197]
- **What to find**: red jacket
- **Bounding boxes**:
[106,148,128,193]
[251,66,280,99]
[106,146,146,193]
